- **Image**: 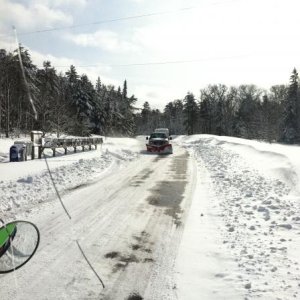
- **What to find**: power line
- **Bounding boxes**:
[49,54,251,69]
[0,6,194,38]
[19,6,196,36]
[0,0,241,37]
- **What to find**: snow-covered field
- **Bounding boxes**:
[0,134,300,299]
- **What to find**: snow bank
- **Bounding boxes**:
[0,137,140,221]
[0,138,17,162]
[176,135,300,300]
[177,134,300,191]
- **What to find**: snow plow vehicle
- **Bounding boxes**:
[154,128,170,137]
[146,131,173,154]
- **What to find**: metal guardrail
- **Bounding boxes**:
[35,137,104,159]
[9,133,104,161]
[43,137,103,148]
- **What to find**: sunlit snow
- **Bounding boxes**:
[0,135,299,299]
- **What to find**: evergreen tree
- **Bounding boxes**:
[173,100,185,134]
[122,80,127,99]
[199,97,210,134]
[65,67,93,136]
[281,68,299,143]
[141,101,151,123]
[49,74,70,137]
[183,92,198,135]
[121,93,137,136]
[0,50,14,136]
[36,61,59,133]
[164,102,175,131]
[1,46,39,137]
[268,85,287,141]
[0,46,140,138]
[91,77,105,134]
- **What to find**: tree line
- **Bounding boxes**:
[136,69,300,144]
[1,46,300,144]
[0,47,136,138]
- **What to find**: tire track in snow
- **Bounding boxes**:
[99,148,195,300]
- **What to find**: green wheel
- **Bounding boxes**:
[0,223,17,257]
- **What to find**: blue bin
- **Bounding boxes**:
[10,144,26,162]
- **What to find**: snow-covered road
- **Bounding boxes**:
[1,135,300,300]
[1,141,196,300]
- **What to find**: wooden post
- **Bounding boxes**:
[89,144,91,150]
[38,146,42,159]
[95,144,97,150]
[31,146,35,160]
[64,147,67,155]
[52,148,56,157]
[74,146,77,153]
[82,145,85,151]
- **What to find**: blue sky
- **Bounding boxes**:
[1,0,300,110]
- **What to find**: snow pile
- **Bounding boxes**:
[0,138,16,162]
[176,135,300,299]
[2,133,300,299]
[0,137,140,221]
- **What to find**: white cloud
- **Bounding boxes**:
[29,49,116,85]
[126,0,300,107]
[128,0,145,3]
[0,0,73,33]
[40,0,88,8]
[0,36,13,50]
[133,84,186,110]
[132,0,300,63]
[78,66,120,87]
[30,50,78,71]
[65,30,140,53]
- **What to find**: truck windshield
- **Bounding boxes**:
[150,133,167,139]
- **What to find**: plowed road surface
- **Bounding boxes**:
[2,145,196,300]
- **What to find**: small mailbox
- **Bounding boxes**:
[10,144,26,162]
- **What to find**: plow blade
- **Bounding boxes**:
[146,144,173,154]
